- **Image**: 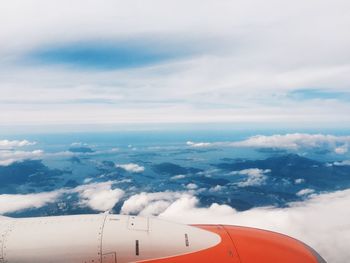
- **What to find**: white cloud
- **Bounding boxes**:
[115,178,132,184]
[83,178,93,184]
[209,185,225,192]
[296,188,315,196]
[120,191,186,216]
[0,149,44,166]
[0,182,125,214]
[231,168,271,187]
[0,190,64,214]
[335,144,348,154]
[186,183,198,190]
[231,134,350,151]
[0,160,13,166]
[74,181,124,211]
[156,189,350,263]
[186,141,212,147]
[136,200,172,216]
[184,134,350,154]
[159,196,236,221]
[116,163,145,173]
[170,174,186,180]
[0,139,92,166]
[231,168,271,176]
[0,140,36,149]
[70,142,88,147]
[333,160,350,166]
[295,178,305,184]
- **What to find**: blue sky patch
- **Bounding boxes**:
[26,40,193,70]
[289,89,350,101]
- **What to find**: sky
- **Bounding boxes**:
[1,0,350,130]
[2,3,350,261]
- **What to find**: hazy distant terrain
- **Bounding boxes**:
[1,131,350,216]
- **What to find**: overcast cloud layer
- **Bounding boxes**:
[1,0,350,128]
